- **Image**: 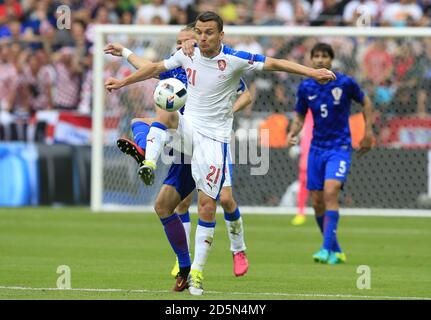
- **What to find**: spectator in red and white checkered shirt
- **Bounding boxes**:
[52,47,83,110]
[0,43,18,112]
[22,50,56,111]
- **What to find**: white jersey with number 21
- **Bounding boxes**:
[164,44,266,143]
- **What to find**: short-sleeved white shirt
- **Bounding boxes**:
[164,44,266,143]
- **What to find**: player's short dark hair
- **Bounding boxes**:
[196,11,223,32]
[311,43,335,59]
[186,22,196,29]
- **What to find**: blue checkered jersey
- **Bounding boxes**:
[159,67,188,87]
[237,77,246,94]
[295,72,365,148]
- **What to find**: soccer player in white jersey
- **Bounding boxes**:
[105,26,250,282]
[105,11,336,296]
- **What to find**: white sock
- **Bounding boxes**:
[145,124,167,163]
[225,217,246,253]
[191,222,215,272]
[182,221,191,251]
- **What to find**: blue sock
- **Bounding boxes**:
[322,210,339,252]
[317,214,342,252]
[315,215,324,233]
[332,236,342,253]
[160,214,190,269]
[198,219,216,228]
[224,207,240,221]
[179,211,190,223]
[131,121,150,150]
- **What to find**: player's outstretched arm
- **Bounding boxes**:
[358,95,375,156]
[287,112,306,147]
[233,90,252,113]
[263,57,336,82]
[127,54,152,70]
[105,61,167,91]
[104,43,152,70]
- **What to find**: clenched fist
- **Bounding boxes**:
[181,39,197,58]
[104,43,125,57]
[311,68,337,83]
[105,77,124,92]
[287,132,299,147]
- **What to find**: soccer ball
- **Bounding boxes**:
[153,78,187,112]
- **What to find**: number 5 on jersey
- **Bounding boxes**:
[320,104,328,118]
[186,68,196,86]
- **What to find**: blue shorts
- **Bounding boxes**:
[307,145,352,191]
[163,163,196,200]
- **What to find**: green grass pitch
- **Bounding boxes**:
[0,207,430,300]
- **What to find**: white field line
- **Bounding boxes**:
[0,285,430,300]
[98,205,431,217]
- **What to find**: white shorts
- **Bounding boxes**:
[222,147,233,188]
[166,113,231,199]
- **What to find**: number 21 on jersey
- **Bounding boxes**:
[186,68,196,86]
[206,165,221,185]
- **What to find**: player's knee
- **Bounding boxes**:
[312,197,322,207]
[183,195,193,208]
[154,197,175,217]
[154,109,178,128]
[219,194,236,212]
[198,198,216,218]
[131,118,140,125]
[131,117,152,126]
[312,201,325,214]
[176,198,191,213]
[311,194,325,214]
[323,187,339,205]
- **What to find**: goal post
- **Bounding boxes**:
[91,25,431,216]
[91,27,105,213]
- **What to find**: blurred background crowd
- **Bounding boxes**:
[0,0,431,145]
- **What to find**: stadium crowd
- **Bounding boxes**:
[0,0,431,144]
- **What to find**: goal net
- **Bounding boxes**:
[92,25,431,216]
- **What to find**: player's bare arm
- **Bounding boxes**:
[287,112,306,147]
[105,61,167,91]
[358,95,375,156]
[104,43,152,70]
[263,57,336,82]
[233,90,252,113]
